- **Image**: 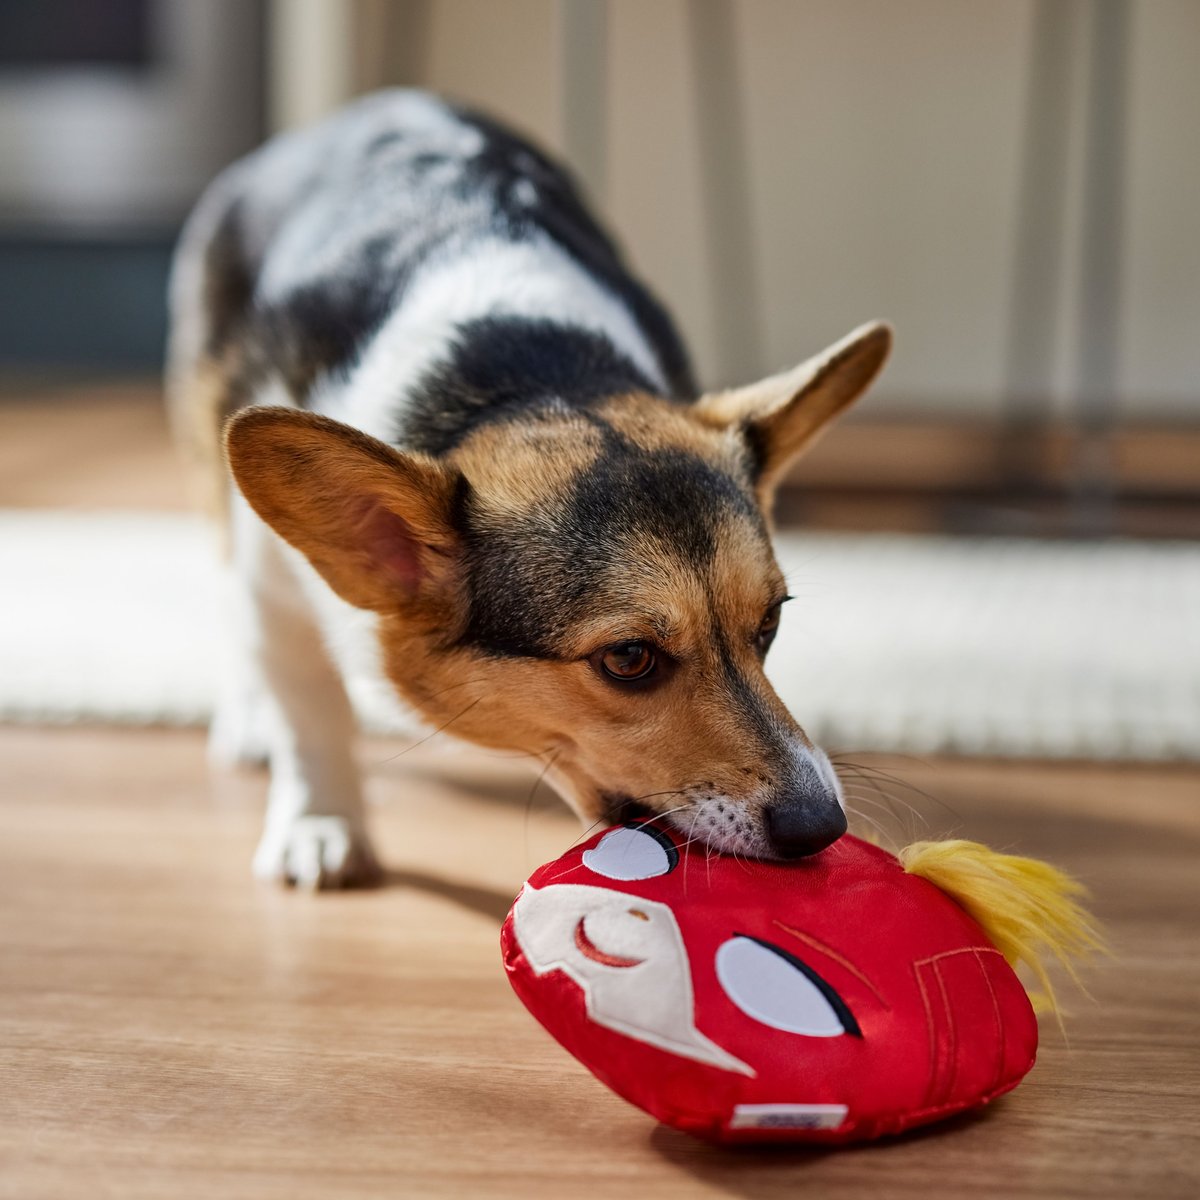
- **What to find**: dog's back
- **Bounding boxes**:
[168,88,693,512]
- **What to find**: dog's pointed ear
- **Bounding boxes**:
[224,408,461,613]
[696,322,892,502]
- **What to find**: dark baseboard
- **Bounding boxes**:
[0,231,177,371]
[789,417,1200,500]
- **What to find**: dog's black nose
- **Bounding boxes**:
[765,796,847,858]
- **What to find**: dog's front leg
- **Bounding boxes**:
[231,503,380,889]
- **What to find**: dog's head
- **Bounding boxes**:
[226,322,890,858]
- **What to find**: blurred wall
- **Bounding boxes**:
[280,0,1197,422]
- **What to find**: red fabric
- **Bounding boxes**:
[501,828,1037,1144]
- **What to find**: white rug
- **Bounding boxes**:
[2,510,1197,760]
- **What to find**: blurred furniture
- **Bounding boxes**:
[0,0,263,369]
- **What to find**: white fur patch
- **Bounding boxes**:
[322,233,667,440]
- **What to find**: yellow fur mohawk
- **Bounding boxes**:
[899,839,1104,1018]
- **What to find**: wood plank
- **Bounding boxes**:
[0,381,187,511]
[1,728,1196,1198]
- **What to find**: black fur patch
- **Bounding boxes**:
[201,200,254,355]
[449,105,696,400]
[600,794,656,824]
[711,620,787,748]
[188,92,695,418]
[399,317,660,455]
[741,419,771,480]
[458,424,762,658]
[252,240,403,400]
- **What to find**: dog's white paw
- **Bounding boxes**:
[253,816,381,890]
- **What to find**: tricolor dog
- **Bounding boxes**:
[167,90,891,888]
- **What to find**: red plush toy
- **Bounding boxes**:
[502,822,1098,1144]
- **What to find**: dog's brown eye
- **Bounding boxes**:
[757,604,782,655]
[599,641,657,682]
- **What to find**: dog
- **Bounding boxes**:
[167,90,891,889]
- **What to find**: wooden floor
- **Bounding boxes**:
[2,728,1198,1199]
[2,382,1198,1196]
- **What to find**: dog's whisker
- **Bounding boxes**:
[835,760,938,822]
[526,747,562,807]
[843,802,894,847]
[837,749,938,771]
[544,858,591,883]
[372,697,483,767]
[619,788,693,811]
[839,783,929,843]
[642,803,691,827]
[831,755,959,819]
[839,783,915,817]
[417,677,483,702]
[682,807,702,899]
[840,774,934,834]
[566,814,610,850]
[838,792,899,828]
[525,747,563,867]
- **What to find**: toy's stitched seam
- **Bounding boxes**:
[913,946,1004,969]
[912,947,1009,1109]
[974,947,1006,1093]
[913,963,938,1111]
[772,920,891,1009]
[933,961,958,1105]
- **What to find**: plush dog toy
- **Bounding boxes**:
[502,823,1099,1144]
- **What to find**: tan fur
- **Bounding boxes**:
[451,412,604,520]
[695,321,892,503]
[165,353,244,542]
[225,409,462,617]
[593,393,743,464]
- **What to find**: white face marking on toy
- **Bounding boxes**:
[715,935,851,1037]
[581,825,676,881]
[513,882,754,1076]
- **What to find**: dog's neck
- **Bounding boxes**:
[312,231,692,455]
